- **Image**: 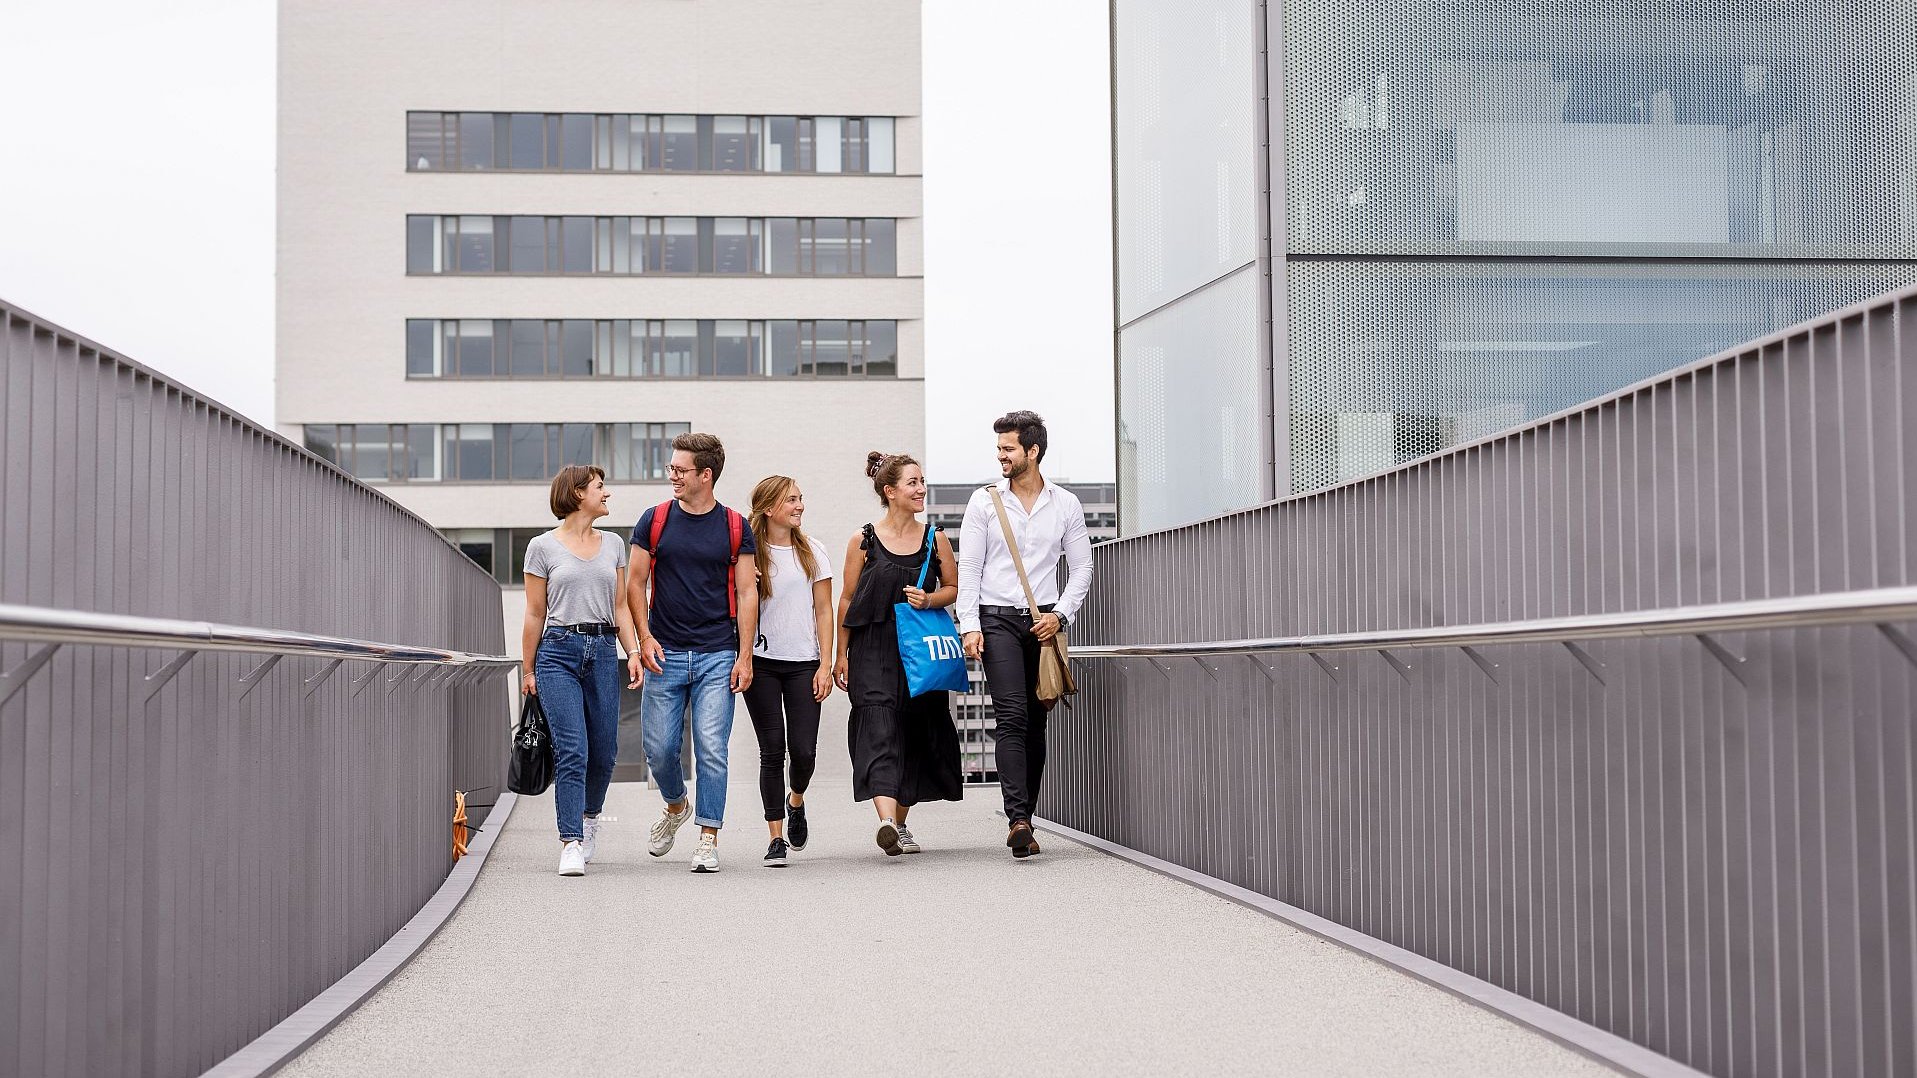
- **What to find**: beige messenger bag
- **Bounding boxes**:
[987,486,1077,711]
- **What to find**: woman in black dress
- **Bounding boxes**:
[832,451,964,856]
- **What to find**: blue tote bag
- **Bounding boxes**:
[894,524,970,696]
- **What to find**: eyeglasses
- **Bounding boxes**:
[667,465,695,478]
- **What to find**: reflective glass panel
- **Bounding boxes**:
[1287,260,1917,491]
[458,113,493,169]
[1114,0,1259,321]
[660,116,697,170]
[1118,265,1265,533]
[1285,4,1917,258]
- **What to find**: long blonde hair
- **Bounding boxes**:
[749,475,821,601]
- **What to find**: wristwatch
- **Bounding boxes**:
[1054,611,1070,630]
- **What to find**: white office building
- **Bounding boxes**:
[277,0,925,650]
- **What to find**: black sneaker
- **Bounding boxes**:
[786,801,809,851]
[764,837,789,867]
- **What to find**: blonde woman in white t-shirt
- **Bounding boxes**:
[742,475,836,866]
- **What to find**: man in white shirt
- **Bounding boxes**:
[958,410,1094,858]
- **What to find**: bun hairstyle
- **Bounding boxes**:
[866,450,920,506]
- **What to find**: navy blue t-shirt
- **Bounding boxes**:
[630,501,756,653]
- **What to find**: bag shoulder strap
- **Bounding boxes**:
[915,524,937,590]
[725,507,743,618]
[644,501,673,609]
[986,486,1043,619]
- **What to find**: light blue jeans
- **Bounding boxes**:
[641,648,738,828]
[535,627,621,843]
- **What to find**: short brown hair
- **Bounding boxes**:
[673,432,725,483]
[548,464,605,518]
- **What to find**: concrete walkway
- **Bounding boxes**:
[282,715,1612,1076]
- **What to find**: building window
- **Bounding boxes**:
[405,320,899,379]
[304,422,689,483]
[407,112,896,174]
[405,216,900,276]
[302,424,439,482]
[765,320,899,376]
[443,526,627,585]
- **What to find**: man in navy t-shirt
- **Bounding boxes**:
[626,432,759,873]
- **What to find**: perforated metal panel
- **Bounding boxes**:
[1284,2,1917,258]
[1287,260,1917,491]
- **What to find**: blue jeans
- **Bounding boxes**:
[535,628,621,842]
[641,648,737,829]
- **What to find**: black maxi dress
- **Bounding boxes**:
[844,524,965,805]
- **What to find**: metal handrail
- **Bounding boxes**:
[0,602,517,707]
[1069,586,1917,660]
[0,602,517,666]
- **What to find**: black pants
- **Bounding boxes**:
[742,656,822,821]
[981,612,1048,823]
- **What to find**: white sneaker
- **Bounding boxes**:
[557,840,586,877]
[690,835,720,873]
[648,802,692,857]
[896,825,921,854]
[583,816,602,863]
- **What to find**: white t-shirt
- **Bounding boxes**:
[754,538,834,661]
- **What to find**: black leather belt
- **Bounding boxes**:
[558,622,617,636]
[980,604,1054,617]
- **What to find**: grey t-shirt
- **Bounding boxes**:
[523,530,628,627]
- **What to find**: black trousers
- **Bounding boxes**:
[742,656,822,821]
[981,611,1047,823]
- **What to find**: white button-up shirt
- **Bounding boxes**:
[956,478,1094,635]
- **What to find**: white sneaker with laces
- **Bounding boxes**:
[690,835,720,873]
[896,825,922,854]
[557,840,586,877]
[648,802,692,857]
[583,816,602,863]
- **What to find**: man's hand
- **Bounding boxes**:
[640,636,666,674]
[730,654,754,694]
[812,663,833,703]
[626,652,644,688]
[962,631,985,660]
[1033,613,1062,642]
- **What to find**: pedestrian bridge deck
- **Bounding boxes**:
[279,723,1608,1077]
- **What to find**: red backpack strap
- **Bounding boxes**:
[645,501,673,608]
[725,508,744,619]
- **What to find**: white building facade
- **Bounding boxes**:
[278,0,925,651]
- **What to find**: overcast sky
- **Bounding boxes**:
[0,1,1115,484]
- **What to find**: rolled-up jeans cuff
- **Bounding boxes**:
[693,816,723,829]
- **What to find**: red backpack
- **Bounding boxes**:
[647,501,746,618]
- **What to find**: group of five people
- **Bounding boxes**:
[521,410,1094,874]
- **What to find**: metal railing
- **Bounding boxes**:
[1052,282,1917,1078]
[0,602,518,708]
[1,300,511,1078]
[1070,586,1917,665]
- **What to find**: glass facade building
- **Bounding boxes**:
[1116,0,1917,532]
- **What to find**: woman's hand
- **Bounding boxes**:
[902,586,929,609]
[626,652,644,689]
[812,663,833,703]
[833,654,850,691]
[520,670,536,696]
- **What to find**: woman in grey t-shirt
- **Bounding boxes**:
[522,465,642,877]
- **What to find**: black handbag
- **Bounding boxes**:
[507,691,554,796]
